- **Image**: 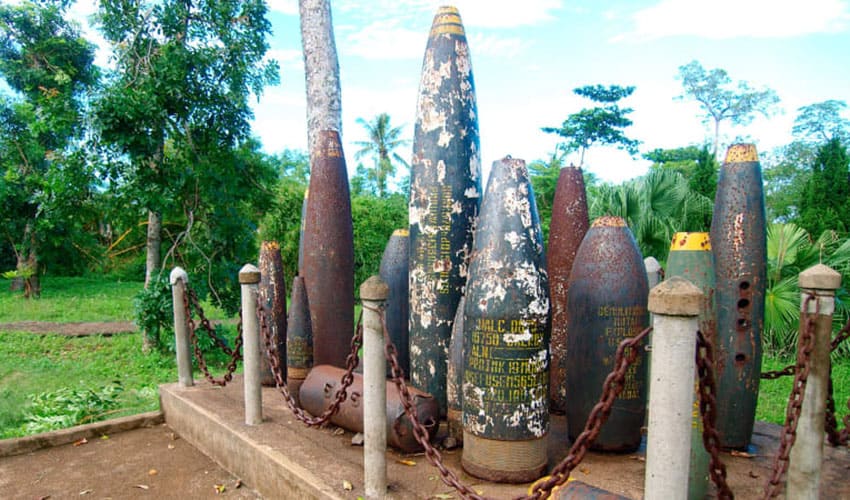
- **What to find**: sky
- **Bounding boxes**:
[69,0,850,184]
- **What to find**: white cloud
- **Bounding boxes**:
[342,20,425,60]
[446,0,562,28]
[469,33,531,58]
[619,0,850,41]
[266,0,298,16]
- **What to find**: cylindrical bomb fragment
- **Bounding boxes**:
[447,295,466,443]
[710,143,767,450]
[258,241,287,386]
[462,156,550,483]
[286,276,312,407]
[565,216,649,452]
[666,232,714,500]
[380,229,410,377]
[408,5,482,414]
[299,365,439,453]
[547,165,589,414]
[297,189,307,275]
[302,130,355,368]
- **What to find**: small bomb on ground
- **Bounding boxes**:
[462,156,550,483]
[408,5,481,414]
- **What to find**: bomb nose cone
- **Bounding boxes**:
[725,143,759,163]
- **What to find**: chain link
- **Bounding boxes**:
[181,284,243,386]
[695,330,734,499]
[257,299,363,426]
[762,293,818,499]
[186,286,235,356]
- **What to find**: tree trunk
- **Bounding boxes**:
[144,209,162,288]
[713,119,721,160]
[299,0,342,159]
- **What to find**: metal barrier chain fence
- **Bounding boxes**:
[762,294,818,499]
[695,330,734,500]
[257,300,363,427]
[182,285,242,386]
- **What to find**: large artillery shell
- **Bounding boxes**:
[258,241,287,386]
[408,6,482,414]
[709,144,766,449]
[447,295,466,443]
[547,165,589,414]
[302,131,355,368]
[462,157,550,483]
[666,232,714,500]
[286,276,312,407]
[566,216,649,452]
[299,365,439,453]
[380,229,410,376]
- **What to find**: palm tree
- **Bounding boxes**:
[354,113,410,197]
[589,169,713,260]
[765,223,850,355]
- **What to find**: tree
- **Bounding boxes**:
[354,113,410,197]
[542,84,640,168]
[528,150,567,243]
[589,169,713,259]
[798,137,850,237]
[763,142,815,222]
[0,1,98,296]
[300,0,341,157]
[94,0,279,290]
[792,100,850,144]
[676,60,779,157]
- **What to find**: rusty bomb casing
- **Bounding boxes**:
[566,216,649,452]
[380,229,410,376]
[408,5,482,415]
[710,143,767,450]
[258,241,287,386]
[286,276,312,407]
[462,156,550,483]
[666,232,714,500]
[299,365,439,453]
[302,130,355,368]
[547,165,590,414]
[447,295,466,443]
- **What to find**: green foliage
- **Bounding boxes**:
[792,100,850,144]
[588,169,713,260]
[528,151,566,244]
[542,84,640,167]
[20,381,124,434]
[354,113,410,197]
[133,273,172,349]
[758,355,850,424]
[0,1,99,291]
[351,193,408,292]
[676,60,779,155]
[763,141,815,223]
[645,144,718,220]
[764,223,850,356]
[798,138,850,237]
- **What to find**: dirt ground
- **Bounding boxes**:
[0,423,261,499]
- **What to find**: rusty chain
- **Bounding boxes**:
[762,293,818,499]
[186,286,235,356]
[695,330,734,500]
[825,317,850,446]
[182,284,243,386]
[257,299,363,426]
[524,325,653,500]
[363,302,654,500]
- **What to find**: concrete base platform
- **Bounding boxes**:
[161,376,850,499]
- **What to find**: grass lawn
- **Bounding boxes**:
[0,277,142,322]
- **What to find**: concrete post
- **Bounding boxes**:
[787,264,841,499]
[360,276,389,500]
[644,276,703,500]
[170,267,193,388]
[240,264,262,426]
